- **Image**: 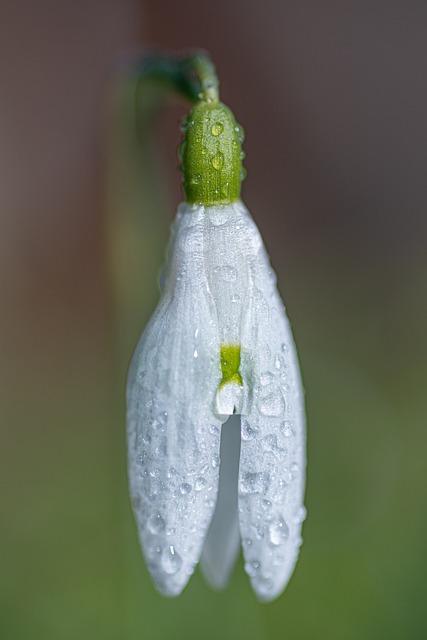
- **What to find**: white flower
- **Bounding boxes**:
[127,199,306,602]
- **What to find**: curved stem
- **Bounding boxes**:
[133,50,219,120]
[182,51,219,103]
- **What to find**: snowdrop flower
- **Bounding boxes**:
[127,68,306,602]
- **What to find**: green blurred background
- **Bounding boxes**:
[2,2,427,639]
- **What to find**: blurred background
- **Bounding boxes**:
[2,1,427,638]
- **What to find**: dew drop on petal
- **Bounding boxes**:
[240,471,271,494]
[275,355,283,370]
[290,462,299,478]
[262,499,272,510]
[292,506,307,525]
[260,371,275,386]
[245,560,261,577]
[282,420,295,437]
[262,434,279,452]
[269,518,289,546]
[180,483,192,495]
[147,513,166,534]
[161,546,182,575]
[194,477,207,491]
[258,392,285,417]
[211,453,220,468]
[241,418,258,441]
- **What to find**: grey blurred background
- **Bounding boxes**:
[2,2,427,639]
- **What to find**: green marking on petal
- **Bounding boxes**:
[219,344,243,389]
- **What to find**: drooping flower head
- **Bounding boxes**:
[127,52,306,602]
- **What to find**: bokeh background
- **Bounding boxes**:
[2,2,427,638]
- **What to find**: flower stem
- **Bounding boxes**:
[134,49,219,112]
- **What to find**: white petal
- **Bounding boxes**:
[127,205,223,596]
[236,203,306,602]
[200,415,241,589]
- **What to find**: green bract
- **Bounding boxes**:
[180,101,245,206]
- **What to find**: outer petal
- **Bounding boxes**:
[127,204,223,596]
[237,204,306,602]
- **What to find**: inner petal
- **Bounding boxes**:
[215,344,244,415]
[200,415,241,589]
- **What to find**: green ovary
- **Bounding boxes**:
[180,101,245,206]
[219,344,243,389]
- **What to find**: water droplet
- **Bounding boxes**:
[180,483,192,495]
[211,151,224,170]
[161,546,182,574]
[195,477,207,491]
[240,168,247,181]
[275,355,283,369]
[241,419,258,441]
[273,479,288,503]
[193,349,198,358]
[258,391,285,417]
[262,434,278,452]
[269,518,289,545]
[234,125,245,144]
[239,150,245,159]
[245,560,261,577]
[257,576,274,594]
[262,499,272,510]
[260,371,274,386]
[148,513,165,534]
[211,122,223,136]
[282,420,294,437]
[154,441,167,458]
[292,506,307,525]
[290,462,299,478]
[212,453,220,468]
[295,535,303,549]
[137,368,146,384]
[221,265,237,282]
[178,139,187,161]
[281,343,288,353]
[231,294,240,303]
[158,411,168,426]
[240,471,270,494]
[243,537,252,546]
